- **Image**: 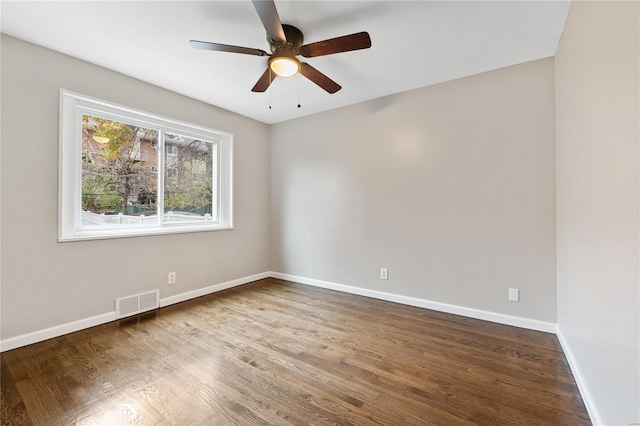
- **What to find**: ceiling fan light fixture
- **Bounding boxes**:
[269,55,300,77]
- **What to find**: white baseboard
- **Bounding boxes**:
[555,326,602,425]
[0,272,269,353]
[1,270,554,352]
[159,272,270,308]
[269,272,557,334]
[0,311,117,353]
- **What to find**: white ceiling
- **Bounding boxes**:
[1,1,570,124]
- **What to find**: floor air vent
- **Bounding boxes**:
[116,290,159,319]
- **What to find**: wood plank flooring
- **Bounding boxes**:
[1,278,591,425]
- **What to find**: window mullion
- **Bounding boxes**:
[212,142,219,223]
[157,130,166,224]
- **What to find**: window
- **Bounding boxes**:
[59,90,233,241]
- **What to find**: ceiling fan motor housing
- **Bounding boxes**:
[268,24,304,56]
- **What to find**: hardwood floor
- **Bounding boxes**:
[1,278,590,425]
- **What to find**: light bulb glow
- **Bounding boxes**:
[269,57,299,77]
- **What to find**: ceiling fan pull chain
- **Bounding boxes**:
[297,73,301,108]
[268,68,272,109]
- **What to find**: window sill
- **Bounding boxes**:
[58,224,234,242]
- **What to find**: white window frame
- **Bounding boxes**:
[59,89,233,242]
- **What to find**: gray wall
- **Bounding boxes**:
[270,58,557,322]
[0,35,270,339]
[555,2,639,424]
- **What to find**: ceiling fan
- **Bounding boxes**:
[189,0,372,94]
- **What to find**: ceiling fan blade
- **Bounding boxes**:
[251,0,286,43]
[299,63,341,94]
[300,32,371,58]
[251,68,277,92]
[190,40,268,56]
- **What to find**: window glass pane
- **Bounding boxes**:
[163,133,215,222]
[81,114,158,226]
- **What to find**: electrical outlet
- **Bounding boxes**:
[509,288,519,302]
[380,268,388,280]
[168,272,176,285]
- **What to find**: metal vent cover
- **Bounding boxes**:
[116,290,159,319]
[139,291,158,311]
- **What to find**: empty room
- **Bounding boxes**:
[1,1,638,425]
